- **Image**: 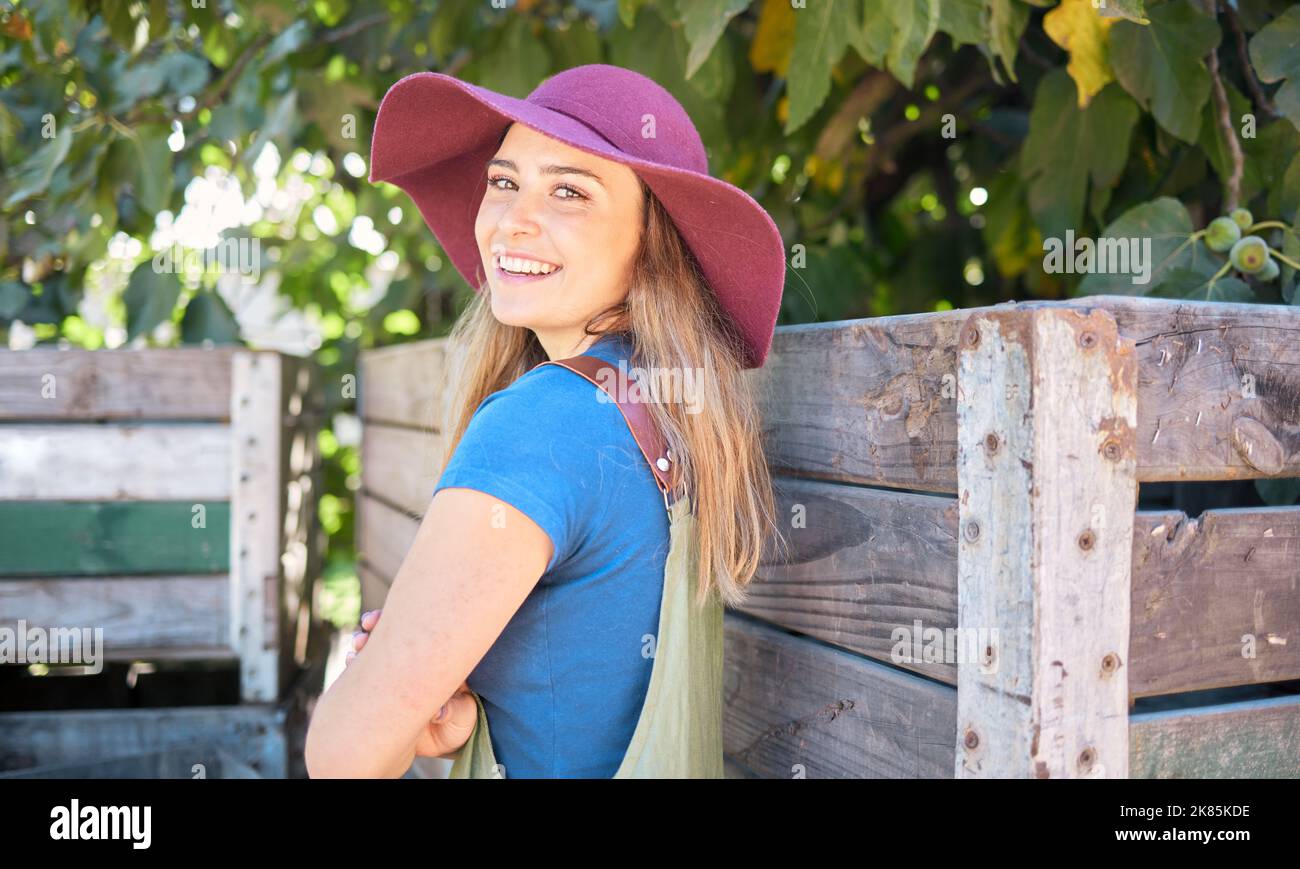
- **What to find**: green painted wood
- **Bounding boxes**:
[0,502,230,576]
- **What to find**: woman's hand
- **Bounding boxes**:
[347,609,478,759]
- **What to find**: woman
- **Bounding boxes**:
[305,63,789,778]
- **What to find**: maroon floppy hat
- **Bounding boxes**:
[368,63,787,369]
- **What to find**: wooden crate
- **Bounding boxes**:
[0,346,328,774]
[355,296,1299,778]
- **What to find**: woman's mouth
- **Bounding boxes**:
[493,254,563,284]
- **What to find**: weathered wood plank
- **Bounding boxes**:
[956,306,1137,778]
[750,296,1300,491]
[0,575,231,653]
[0,347,239,420]
[722,614,958,778]
[0,704,289,777]
[361,423,444,516]
[0,501,230,575]
[229,351,283,703]
[748,312,965,494]
[0,424,232,500]
[356,492,420,584]
[744,495,1298,700]
[737,475,959,684]
[359,338,450,429]
[1129,505,1300,697]
[1129,695,1300,778]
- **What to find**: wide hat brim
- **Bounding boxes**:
[369,71,786,369]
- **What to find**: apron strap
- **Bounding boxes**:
[533,354,678,513]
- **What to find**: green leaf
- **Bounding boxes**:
[464,16,550,99]
[123,260,182,342]
[1020,72,1139,242]
[1276,153,1300,225]
[102,0,137,49]
[105,125,174,215]
[1098,0,1149,25]
[1149,267,1254,302]
[785,0,864,133]
[618,0,648,29]
[1249,5,1300,132]
[988,0,1030,82]
[939,0,987,47]
[679,0,752,79]
[1280,228,1300,303]
[243,89,298,170]
[1078,197,1216,294]
[181,290,242,344]
[264,20,313,66]
[857,0,893,67]
[148,0,169,42]
[1109,0,1220,143]
[884,0,940,88]
[4,126,74,208]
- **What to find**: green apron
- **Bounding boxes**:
[447,352,725,778]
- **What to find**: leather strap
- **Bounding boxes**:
[533,354,678,512]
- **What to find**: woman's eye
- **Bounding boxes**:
[486,175,586,202]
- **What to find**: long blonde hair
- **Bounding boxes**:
[437,174,789,609]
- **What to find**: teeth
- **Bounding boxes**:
[496,254,558,275]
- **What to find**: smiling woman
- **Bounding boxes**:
[306,63,790,779]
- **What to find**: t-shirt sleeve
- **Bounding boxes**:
[430,368,621,575]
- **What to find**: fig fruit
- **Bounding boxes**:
[1230,208,1253,231]
[1258,257,1280,282]
[1229,235,1270,274]
[1205,216,1241,252]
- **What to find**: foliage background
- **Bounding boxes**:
[2,0,1298,625]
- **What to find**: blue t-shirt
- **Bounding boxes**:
[431,331,670,777]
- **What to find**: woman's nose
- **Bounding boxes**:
[497,189,544,233]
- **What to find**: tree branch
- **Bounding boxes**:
[1223,1,1278,120]
[1203,0,1243,212]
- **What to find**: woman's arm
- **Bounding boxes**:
[304,486,554,778]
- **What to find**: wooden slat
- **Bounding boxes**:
[0,575,231,654]
[0,347,239,420]
[1129,505,1300,698]
[737,476,958,684]
[356,492,420,584]
[750,295,1300,491]
[229,351,283,703]
[0,501,230,575]
[956,306,1137,778]
[744,487,1298,699]
[361,423,444,516]
[722,615,958,778]
[0,424,232,500]
[1130,695,1300,778]
[0,704,288,777]
[359,338,450,429]
[748,311,965,494]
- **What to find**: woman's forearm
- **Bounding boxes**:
[306,662,421,778]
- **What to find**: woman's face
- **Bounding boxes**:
[475,122,644,354]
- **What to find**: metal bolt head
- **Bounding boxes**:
[964,729,980,750]
[1077,529,1095,550]
[1101,652,1120,674]
[1102,440,1122,461]
[1078,331,1097,349]
[984,432,1000,454]
[1078,747,1096,772]
[964,521,981,542]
